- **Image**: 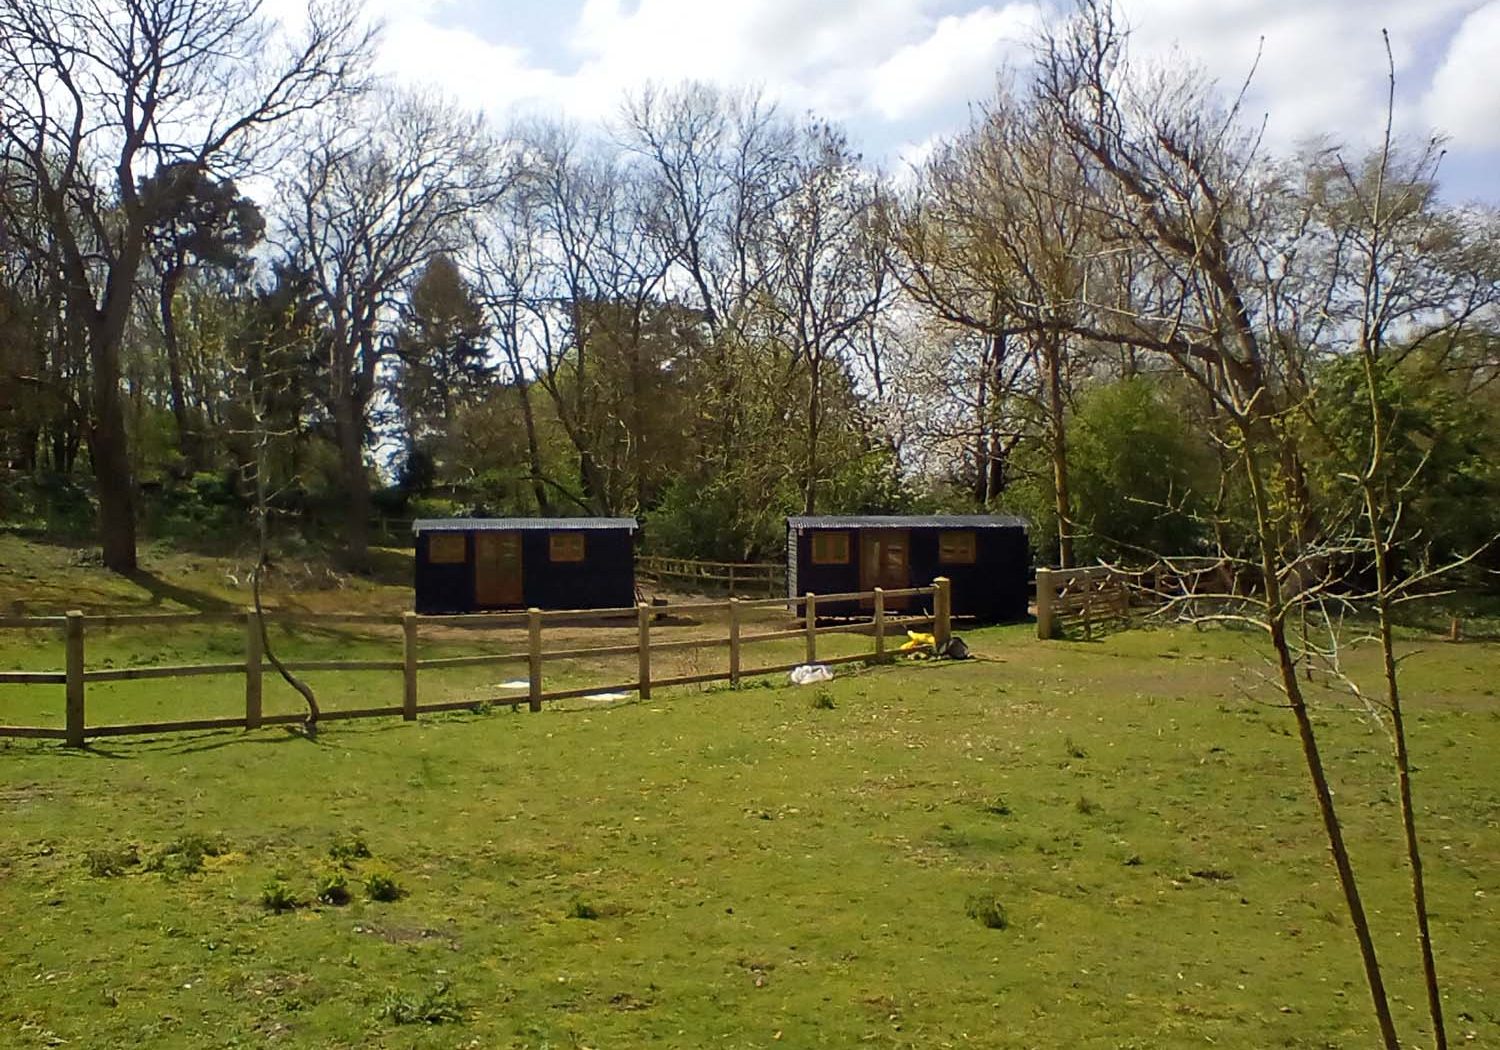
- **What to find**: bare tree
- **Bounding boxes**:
[893,95,1095,560]
[0,0,371,571]
[761,121,885,514]
[280,89,507,569]
[1031,4,1402,1043]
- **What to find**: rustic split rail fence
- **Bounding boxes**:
[0,580,951,746]
[636,555,786,598]
[1035,566,1131,640]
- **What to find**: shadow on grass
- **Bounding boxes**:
[124,569,236,613]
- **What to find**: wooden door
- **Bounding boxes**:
[473,532,523,607]
[859,530,910,610]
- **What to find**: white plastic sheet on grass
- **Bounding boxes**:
[788,664,833,686]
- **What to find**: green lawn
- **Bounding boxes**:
[2,615,1497,1049]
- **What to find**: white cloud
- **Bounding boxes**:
[248,0,1497,199]
[375,20,568,114]
[868,5,1041,121]
[1114,0,1481,150]
[1424,1,1500,148]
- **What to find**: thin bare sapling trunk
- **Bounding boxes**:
[245,371,321,735]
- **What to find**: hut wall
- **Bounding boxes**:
[414,528,636,613]
[414,532,474,614]
[518,529,636,610]
[787,524,1030,623]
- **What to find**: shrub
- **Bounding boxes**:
[315,869,351,906]
[1076,795,1099,816]
[376,983,463,1026]
[84,845,139,878]
[568,897,600,920]
[965,893,1009,930]
[328,832,372,865]
[143,832,228,877]
[364,869,403,903]
[980,797,1011,817]
[260,879,300,913]
[810,689,836,710]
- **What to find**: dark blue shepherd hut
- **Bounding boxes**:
[411,518,638,613]
[785,515,1030,622]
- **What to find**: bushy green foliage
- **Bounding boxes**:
[1006,376,1217,565]
[143,832,228,878]
[364,869,403,903]
[964,892,1009,930]
[328,832,372,865]
[375,983,463,1026]
[259,879,301,913]
[84,845,140,878]
[1309,350,1500,588]
[314,868,351,906]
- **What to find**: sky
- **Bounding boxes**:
[291,0,1500,202]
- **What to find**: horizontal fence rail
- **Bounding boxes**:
[0,580,953,745]
[637,555,787,599]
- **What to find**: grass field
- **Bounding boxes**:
[1,538,1498,1048]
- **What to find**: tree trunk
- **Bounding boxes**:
[87,327,138,573]
[159,267,198,471]
[1043,335,1074,568]
[803,355,822,515]
[1364,479,1446,1049]
[1242,440,1401,1050]
[332,390,370,572]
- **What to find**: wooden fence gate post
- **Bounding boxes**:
[402,612,419,721]
[65,610,85,747]
[804,593,817,663]
[873,587,887,663]
[728,598,741,687]
[637,603,652,700]
[1036,568,1056,640]
[527,609,543,712]
[245,607,263,729]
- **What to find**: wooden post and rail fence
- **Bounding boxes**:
[1035,566,1131,640]
[635,555,786,598]
[0,579,951,746]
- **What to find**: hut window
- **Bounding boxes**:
[811,531,850,564]
[549,532,586,563]
[938,530,977,564]
[428,533,466,564]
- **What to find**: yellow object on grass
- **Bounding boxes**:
[899,630,935,652]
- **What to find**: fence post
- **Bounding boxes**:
[527,609,543,712]
[402,612,419,721]
[727,564,736,597]
[245,607,263,730]
[637,602,652,700]
[804,592,817,663]
[728,598,741,687]
[873,587,887,663]
[65,610,85,747]
[934,577,952,650]
[1036,568,1056,640]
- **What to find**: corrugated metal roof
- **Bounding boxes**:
[786,514,1028,530]
[412,517,638,533]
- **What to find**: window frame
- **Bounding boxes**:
[427,532,467,565]
[810,530,851,565]
[937,530,977,565]
[549,531,586,563]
